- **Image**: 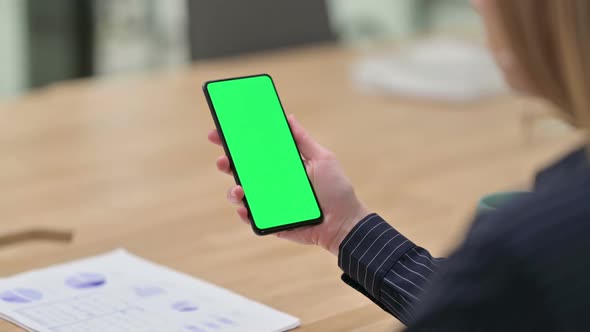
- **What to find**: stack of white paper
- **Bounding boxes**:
[0,250,299,332]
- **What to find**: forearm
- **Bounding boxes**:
[338,213,444,325]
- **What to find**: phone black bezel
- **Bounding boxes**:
[202,73,324,236]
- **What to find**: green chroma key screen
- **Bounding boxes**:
[204,74,322,234]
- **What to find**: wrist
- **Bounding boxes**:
[327,205,372,256]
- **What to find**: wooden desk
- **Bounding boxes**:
[0,46,581,331]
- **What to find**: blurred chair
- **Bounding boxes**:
[187,0,336,60]
[26,0,94,88]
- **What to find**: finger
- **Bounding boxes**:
[208,129,222,146]
[287,114,330,160]
[216,156,232,175]
[236,206,249,224]
[226,185,244,205]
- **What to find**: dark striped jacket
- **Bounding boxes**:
[339,147,590,331]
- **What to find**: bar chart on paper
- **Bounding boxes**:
[0,250,299,332]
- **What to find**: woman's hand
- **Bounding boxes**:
[207,115,371,256]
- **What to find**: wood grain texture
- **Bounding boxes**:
[0,45,581,331]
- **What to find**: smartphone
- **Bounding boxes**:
[203,74,323,235]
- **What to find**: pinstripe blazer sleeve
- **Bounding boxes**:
[339,213,444,325]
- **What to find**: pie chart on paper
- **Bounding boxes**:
[0,288,43,304]
[65,272,107,289]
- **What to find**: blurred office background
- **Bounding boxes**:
[0,0,483,99]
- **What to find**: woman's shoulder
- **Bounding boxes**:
[466,171,590,271]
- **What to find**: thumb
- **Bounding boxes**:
[287,114,328,160]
